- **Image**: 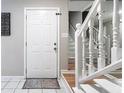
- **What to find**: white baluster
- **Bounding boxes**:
[111,0,121,63]
[103,26,107,38]
[113,0,120,47]
[97,1,105,70]
[107,35,111,64]
[103,26,111,65]
[88,19,95,74]
[82,28,87,76]
[75,23,82,88]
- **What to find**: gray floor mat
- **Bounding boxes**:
[23,78,60,89]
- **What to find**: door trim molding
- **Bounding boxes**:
[24,7,60,79]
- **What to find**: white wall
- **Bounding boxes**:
[68,12,82,57]
[69,1,93,11]
[1,0,68,76]
[69,12,82,28]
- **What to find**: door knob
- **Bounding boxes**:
[54,43,56,45]
[54,43,57,51]
[54,47,57,50]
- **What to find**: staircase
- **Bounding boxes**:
[68,23,76,70]
[73,77,121,93]
[72,0,122,93]
[68,35,75,58]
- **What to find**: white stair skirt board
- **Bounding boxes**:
[80,84,100,93]
[72,87,84,93]
[94,79,122,93]
[61,74,74,93]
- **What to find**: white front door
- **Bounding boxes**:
[26,8,59,78]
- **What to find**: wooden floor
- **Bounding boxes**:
[68,58,75,70]
[63,74,75,88]
[66,58,122,88]
[63,73,110,88]
[68,63,75,70]
[63,73,122,89]
[65,58,106,88]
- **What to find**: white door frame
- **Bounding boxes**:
[24,7,60,79]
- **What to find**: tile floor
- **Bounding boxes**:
[1,77,67,93]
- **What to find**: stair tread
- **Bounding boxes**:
[94,79,121,93]
[80,84,100,93]
[72,87,84,93]
[117,79,122,83]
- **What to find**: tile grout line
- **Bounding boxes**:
[55,89,58,93]
[24,79,29,93]
[13,79,21,93]
[27,89,29,93]
[2,80,10,90]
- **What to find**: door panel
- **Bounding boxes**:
[26,9,58,78]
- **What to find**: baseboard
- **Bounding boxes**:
[61,74,74,93]
[1,76,25,80]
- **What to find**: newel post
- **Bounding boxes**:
[111,0,122,63]
[97,0,105,70]
[75,23,82,88]
[88,19,95,74]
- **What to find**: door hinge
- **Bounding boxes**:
[26,15,27,20]
[25,42,27,46]
[56,13,62,15]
